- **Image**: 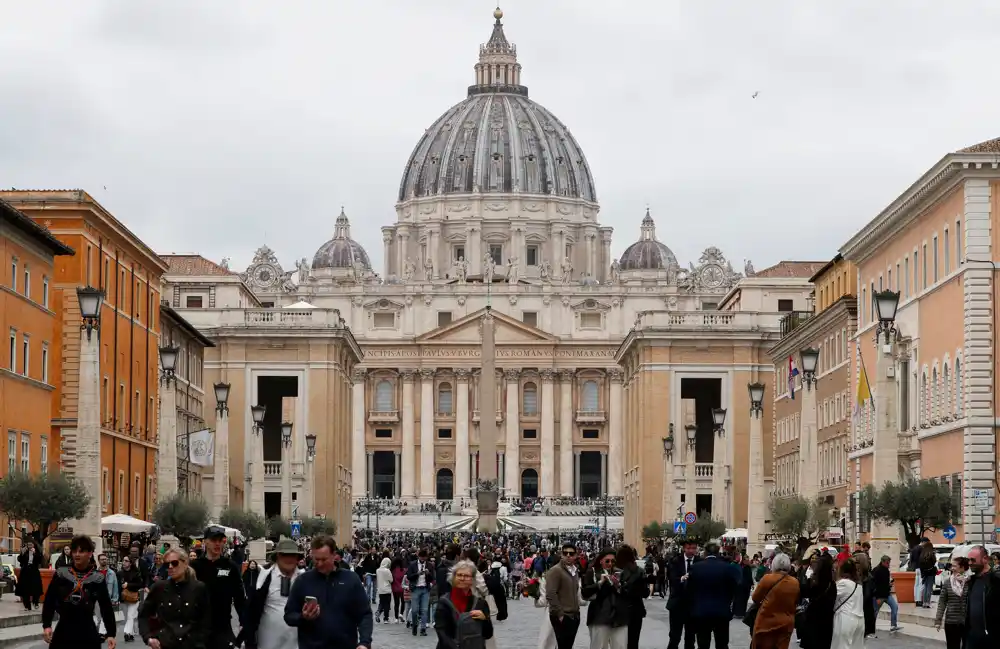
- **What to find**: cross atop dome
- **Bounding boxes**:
[470,6,527,97]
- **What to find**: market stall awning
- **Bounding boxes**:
[101,514,156,533]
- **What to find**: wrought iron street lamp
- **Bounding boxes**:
[77,286,104,340]
[748,382,765,419]
[873,290,901,340]
[685,423,698,448]
[711,408,727,437]
[280,421,293,448]
[214,382,231,416]
[158,345,180,387]
[250,404,266,435]
[799,347,820,389]
[305,433,317,460]
[662,435,674,460]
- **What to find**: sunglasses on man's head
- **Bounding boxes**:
[166,560,182,568]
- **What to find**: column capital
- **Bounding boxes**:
[352,368,367,382]
[455,368,472,381]
[540,368,556,382]
[503,368,520,382]
[558,368,576,382]
[366,450,374,457]
[400,369,418,381]
[419,368,436,381]
[608,368,624,382]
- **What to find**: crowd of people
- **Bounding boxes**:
[350,495,625,517]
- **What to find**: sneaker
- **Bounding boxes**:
[889,625,902,633]
[420,629,428,636]
[412,626,417,636]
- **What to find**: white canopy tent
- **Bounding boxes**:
[284,301,317,309]
[101,514,156,534]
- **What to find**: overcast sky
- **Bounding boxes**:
[1,1,997,274]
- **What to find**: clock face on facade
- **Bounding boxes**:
[700,263,725,288]
[255,265,276,286]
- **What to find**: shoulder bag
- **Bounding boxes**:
[743,574,788,629]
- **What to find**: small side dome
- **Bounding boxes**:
[312,208,372,270]
[618,209,678,271]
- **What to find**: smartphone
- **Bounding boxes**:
[305,596,318,605]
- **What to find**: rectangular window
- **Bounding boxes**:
[146,476,154,514]
[913,251,919,292]
[42,277,49,308]
[23,266,29,299]
[103,468,110,511]
[944,229,950,274]
[10,258,16,291]
[40,436,47,474]
[904,257,910,298]
[861,288,866,324]
[103,259,109,290]
[956,219,962,265]
[120,269,126,304]
[7,431,15,473]
[582,429,600,439]
[185,295,203,308]
[103,377,110,425]
[133,474,140,513]
[922,244,928,288]
[260,301,274,308]
[895,264,900,291]
[118,471,125,513]
[453,246,465,261]
[373,312,395,329]
[522,311,538,327]
[119,384,125,429]
[701,301,718,311]
[579,312,602,328]
[777,299,793,312]
[41,344,48,383]
[526,245,539,266]
[86,245,92,285]
[437,428,453,439]
[20,435,28,473]
[21,337,28,376]
[522,429,537,439]
[878,275,883,292]
[374,428,393,438]
[437,311,452,327]
[7,330,14,372]
[887,268,892,292]
[489,244,503,266]
[933,236,939,282]
[135,280,142,317]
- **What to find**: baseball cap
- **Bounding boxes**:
[203,525,227,539]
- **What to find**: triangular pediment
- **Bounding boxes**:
[417,308,558,344]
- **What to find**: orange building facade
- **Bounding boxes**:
[0,200,74,548]
[0,190,168,524]
[841,139,1000,545]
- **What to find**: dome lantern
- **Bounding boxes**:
[311,207,372,271]
[471,6,526,97]
[618,209,678,271]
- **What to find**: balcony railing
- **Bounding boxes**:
[575,410,606,423]
[694,463,714,478]
[264,461,282,476]
[779,311,813,338]
[368,410,399,423]
[633,310,783,332]
[207,308,348,328]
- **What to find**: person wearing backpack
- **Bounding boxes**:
[434,560,494,649]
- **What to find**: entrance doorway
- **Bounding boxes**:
[436,469,454,500]
[372,451,396,498]
[256,375,300,462]
[579,451,604,498]
[264,492,280,519]
[521,468,539,498]
[680,378,723,462]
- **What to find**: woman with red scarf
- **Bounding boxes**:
[434,559,494,649]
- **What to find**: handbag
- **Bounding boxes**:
[122,588,139,603]
[743,574,788,629]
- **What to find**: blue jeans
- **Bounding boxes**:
[410,586,430,631]
[921,573,934,606]
[365,574,376,603]
[874,594,898,627]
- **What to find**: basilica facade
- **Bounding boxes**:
[163,9,814,535]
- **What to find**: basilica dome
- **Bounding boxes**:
[312,208,372,270]
[397,9,596,203]
[618,210,678,271]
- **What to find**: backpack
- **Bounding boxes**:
[442,593,485,649]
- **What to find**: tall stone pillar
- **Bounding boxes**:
[393,451,401,498]
[250,426,265,516]
[684,433,697,519]
[351,370,366,499]
[504,369,520,497]
[608,369,623,496]
[213,406,229,519]
[747,391,767,556]
[400,370,417,500]
[397,230,409,277]
[157,375,178,503]
[662,441,676,522]
[574,451,581,497]
[280,398,295,518]
[540,369,556,497]
[799,380,819,501]
[559,369,575,496]
[366,452,374,494]
[420,369,436,502]
[74,328,104,553]
[871,331,900,561]
[712,424,727,524]
[478,310,500,531]
[455,369,471,504]
[302,454,315,517]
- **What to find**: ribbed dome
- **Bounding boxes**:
[618,209,678,271]
[312,208,372,270]
[397,9,596,203]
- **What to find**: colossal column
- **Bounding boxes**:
[400,370,417,500]
[540,369,556,496]
[420,368,436,502]
[74,317,104,553]
[351,369,366,499]
[478,310,500,531]
[871,324,901,561]
[455,369,471,504]
[558,369,575,496]
[503,368,520,497]
[608,369,623,496]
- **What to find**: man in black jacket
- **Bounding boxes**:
[191,525,247,649]
[666,540,700,649]
[406,548,435,637]
[964,545,1000,649]
[436,543,461,599]
[871,555,901,633]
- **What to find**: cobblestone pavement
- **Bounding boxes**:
[8,598,947,648]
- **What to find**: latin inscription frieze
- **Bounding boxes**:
[363,346,616,359]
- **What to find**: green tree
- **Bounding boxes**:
[859,478,956,548]
[301,516,337,538]
[152,493,209,549]
[0,471,90,544]
[267,516,291,540]
[679,511,727,545]
[641,521,662,542]
[768,495,830,559]
[219,507,268,540]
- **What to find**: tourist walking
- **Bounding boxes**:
[94,553,120,639]
[41,535,117,649]
[686,539,742,649]
[666,540,699,649]
[830,558,864,649]
[962,545,1000,649]
[616,545,648,649]
[15,539,43,610]
[434,559,494,649]
[376,556,394,623]
[407,548,436,636]
[191,525,247,649]
[581,548,629,649]
[748,553,799,649]
[138,548,211,649]
[545,542,582,649]
[799,553,836,649]
[118,554,145,643]
[933,555,968,649]
[241,538,305,649]
[871,555,901,633]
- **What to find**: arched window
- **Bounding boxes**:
[932,367,939,421]
[582,380,599,411]
[942,364,951,417]
[955,357,963,417]
[375,380,394,411]
[522,382,538,415]
[438,382,453,415]
[920,371,928,426]
[521,468,539,498]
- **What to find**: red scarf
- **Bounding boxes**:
[451,588,471,613]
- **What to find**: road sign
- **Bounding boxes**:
[974,489,991,511]
[684,512,697,525]
[674,521,687,535]
[942,524,957,540]
[290,520,302,539]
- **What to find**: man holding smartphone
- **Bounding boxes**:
[285,536,373,649]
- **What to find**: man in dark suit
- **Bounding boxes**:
[406,548,436,637]
[666,540,700,649]
[685,539,742,649]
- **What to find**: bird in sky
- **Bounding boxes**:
[752,91,759,99]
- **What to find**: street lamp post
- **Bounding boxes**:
[212,382,231,518]
[871,289,901,559]
[747,382,767,555]
[304,433,317,517]
[249,404,267,516]
[280,421,293,518]
[156,344,180,502]
[799,347,820,500]
[73,286,105,553]
[710,408,728,524]
[661,424,675,522]
[684,423,697,517]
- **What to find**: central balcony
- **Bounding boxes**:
[368,409,399,423]
[472,409,504,423]
[576,409,606,424]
